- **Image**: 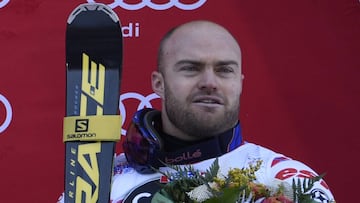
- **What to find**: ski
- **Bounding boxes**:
[63,3,123,203]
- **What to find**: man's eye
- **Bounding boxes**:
[217,66,234,73]
[181,66,199,71]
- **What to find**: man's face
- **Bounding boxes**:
[154,23,243,139]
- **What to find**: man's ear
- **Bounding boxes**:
[151,71,164,99]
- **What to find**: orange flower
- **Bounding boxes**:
[249,182,268,199]
[262,196,293,203]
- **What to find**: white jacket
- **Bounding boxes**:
[108,142,334,203]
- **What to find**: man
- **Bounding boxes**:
[58,20,335,203]
[111,21,335,202]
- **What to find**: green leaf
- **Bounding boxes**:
[204,187,241,203]
[292,174,326,202]
[204,158,220,182]
[151,191,175,203]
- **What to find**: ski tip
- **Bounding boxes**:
[67,3,119,25]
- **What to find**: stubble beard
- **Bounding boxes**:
[164,84,239,140]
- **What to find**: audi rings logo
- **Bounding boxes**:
[87,0,207,10]
[0,0,10,8]
[119,92,160,135]
[0,94,12,134]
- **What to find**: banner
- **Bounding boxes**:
[0,0,359,202]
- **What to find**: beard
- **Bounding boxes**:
[164,83,239,139]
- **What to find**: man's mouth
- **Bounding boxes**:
[193,96,223,105]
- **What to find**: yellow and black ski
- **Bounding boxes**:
[64,3,122,203]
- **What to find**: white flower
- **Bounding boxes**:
[186,184,213,202]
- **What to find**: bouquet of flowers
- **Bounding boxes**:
[151,158,333,203]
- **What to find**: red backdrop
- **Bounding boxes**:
[0,0,359,202]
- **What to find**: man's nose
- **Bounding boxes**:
[197,69,218,92]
